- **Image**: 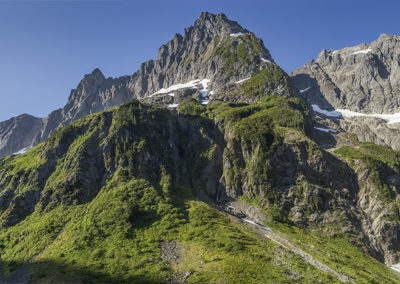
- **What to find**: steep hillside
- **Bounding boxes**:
[0,93,399,282]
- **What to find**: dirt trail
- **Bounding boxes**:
[263,230,354,283]
[221,201,354,283]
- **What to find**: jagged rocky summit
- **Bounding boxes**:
[0,12,293,158]
[291,34,400,150]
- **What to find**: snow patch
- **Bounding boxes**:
[300,87,311,93]
[261,57,272,63]
[235,77,251,84]
[167,104,179,108]
[229,32,245,37]
[152,79,204,96]
[314,127,337,134]
[312,104,400,124]
[390,263,400,273]
[13,147,31,155]
[151,79,214,107]
[312,105,342,117]
[353,48,372,55]
[199,79,210,98]
[242,218,273,232]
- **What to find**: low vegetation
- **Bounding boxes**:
[0,96,398,282]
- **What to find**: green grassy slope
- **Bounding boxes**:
[0,91,399,282]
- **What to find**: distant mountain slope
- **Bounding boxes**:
[0,12,293,158]
[291,34,400,150]
[292,33,400,113]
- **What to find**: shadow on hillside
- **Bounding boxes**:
[1,258,162,284]
[291,73,338,111]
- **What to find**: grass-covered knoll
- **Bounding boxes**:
[335,141,400,168]
[241,66,292,97]
[212,33,265,77]
[179,94,311,135]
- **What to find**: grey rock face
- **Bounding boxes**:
[292,34,400,113]
[0,12,287,158]
[0,114,43,157]
[291,34,400,150]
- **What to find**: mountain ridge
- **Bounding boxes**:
[291,32,400,150]
[0,11,288,158]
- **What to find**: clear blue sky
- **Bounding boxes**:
[0,0,399,121]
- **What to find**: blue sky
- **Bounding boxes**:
[0,0,399,121]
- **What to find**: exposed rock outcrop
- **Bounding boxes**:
[291,33,400,150]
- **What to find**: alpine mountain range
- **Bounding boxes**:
[0,12,400,283]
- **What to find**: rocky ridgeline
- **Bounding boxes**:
[292,33,400,113]
[291,34,400,150]
[0,12,290,158]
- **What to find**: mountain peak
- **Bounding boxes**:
[78,68,106,87]
[377,33,400,43]
[88,68,105,80]
[192,12,247,36]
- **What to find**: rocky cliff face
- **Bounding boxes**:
[291,34,400,150]
[0,114,43,157]
[292,33,400,113]
[290,35,400,263]
[0,12,293,158]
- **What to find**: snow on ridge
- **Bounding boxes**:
[152,79,202,96]
[242,218,273,232]
[199,79,210,98]
[167,104,179,108]
[312,104,400,124]
[300,87,311,93]
[352,47,372,55]
[261,57,272,64]
[314,127,337,134]
[13,146,31,155]
[150,79,214,106]
[390,263,400,273]
[151,78,213,98]
[229,32,245,37]
[235,77,251,84]
[312,105,342,117]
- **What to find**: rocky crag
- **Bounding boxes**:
[291,34,400,150]
[0,12,293,158]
